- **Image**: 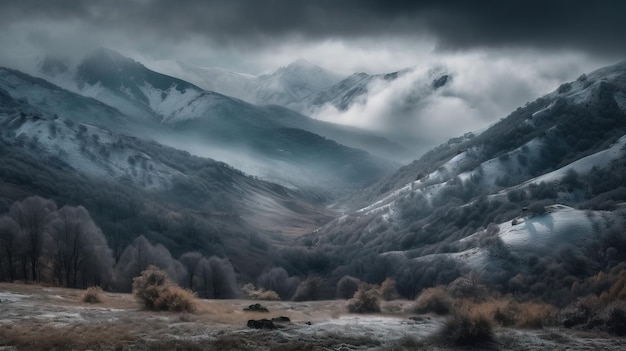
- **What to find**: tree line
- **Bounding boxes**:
[0,196,239,298]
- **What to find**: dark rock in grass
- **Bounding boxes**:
[243,303,269,312]
[247,319,277,329]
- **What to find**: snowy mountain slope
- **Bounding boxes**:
[146,60,256,102]
[0,105,332,236]
[41,49,238,124]
[406,205,616,277]
[359,60,626,205]
[253,59,344,106]
[0,67,129,129]
[31,51,399,192]
[302,60,626,268]
[150,58,344,107]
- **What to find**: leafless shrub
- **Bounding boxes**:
[242,284,280,300]
[113,236,185,292]
[257,267,300,300]
[292,275,326,301]
[81,286,103,304]
[379,277,399,301]
[132,265,196,312]
[603,301,626,336]
[441,307,493,345]
[414,286,453,315]
[160,285,197,312]
[347,283,381,313]
[516,302,557,328]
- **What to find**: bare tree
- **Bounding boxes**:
[194,256,239,299]
[336,275,361,299]
[9,196,57,281]
[49,206,113,288]
[0,216,20,281]
[257,267,300,300]
[195,257,213,299]
[293,275,327,301]
[179,251,203,290]
[112,236,184,292]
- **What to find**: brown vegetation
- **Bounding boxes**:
[413,286,453,315]
[347,283,381,313]
[132,265,197,312]
[379,277,399,301]
[242,283,281,300]
[0,323,134,350]
[442,307,493,345]
[81,286,103,304]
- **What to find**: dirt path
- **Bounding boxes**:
[0,283,624,350]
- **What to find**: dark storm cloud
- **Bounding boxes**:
[1,0,625,56]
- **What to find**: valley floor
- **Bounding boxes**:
[0,283,624,350]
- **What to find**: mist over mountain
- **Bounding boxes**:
[28,49,404,192]
[148,58,344,107]
[155,57,531,154]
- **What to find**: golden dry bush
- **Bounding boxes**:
[470,298,517,327]
[81,286,103,304]
[348,284,381,313]
[132,265,197,312]
[414,286,453,315]
[379,277,399,301]
[442,307,493,345]
[256,290,280,300]
[159,285,197,312]
[242,283,281,300]
[515,302,557,328]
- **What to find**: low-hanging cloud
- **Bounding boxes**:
[0,0,621,157]
[310,51,600,154]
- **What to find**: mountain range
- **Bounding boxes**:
[1,49,626,298]
[13,49,413,193]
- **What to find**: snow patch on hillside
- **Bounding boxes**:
[510,135,626,191]
[409,205,611,273]
[8,115,185,189]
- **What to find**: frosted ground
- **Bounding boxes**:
[1,283,625,350]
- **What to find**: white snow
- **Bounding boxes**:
[409,205,613,273]
[9,116,186,190]
[498,205,596,257]
[511,135,626,191]
[147,59,345,107]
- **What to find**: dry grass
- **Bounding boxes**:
[414,286,453,315]
[132,265,197,312]
[454,297,557,329]
[246,289,281,301]
[159,285,198,312]
[80,286,103,304]
[379,277,399,301]
[0,323,135,350]
[242,283,281,300]
[516,302,558,328]
[347,284,381,313]
[441,307,493,345]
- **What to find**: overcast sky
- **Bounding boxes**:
[1,0,624,152]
